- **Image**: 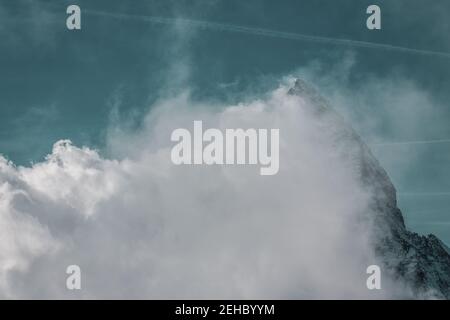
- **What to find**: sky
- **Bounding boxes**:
[0,0,449,298]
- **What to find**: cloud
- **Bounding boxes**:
[0,81,416,299]
[290,54,450,189]
[1,1,448,299]
[286,55,450,249]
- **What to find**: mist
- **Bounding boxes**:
[0,81,419,299]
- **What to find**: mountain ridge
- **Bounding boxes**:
[289,78,450,299]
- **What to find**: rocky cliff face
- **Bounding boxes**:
[289,78,450,299]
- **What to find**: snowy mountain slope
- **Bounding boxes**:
[288,79,450,299]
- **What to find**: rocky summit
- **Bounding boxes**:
[289,78,450,299]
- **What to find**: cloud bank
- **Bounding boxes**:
[0,80,423,299]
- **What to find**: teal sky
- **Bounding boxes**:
[1,0,450,244]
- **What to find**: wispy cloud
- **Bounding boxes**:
[371,139,450,147]
[0,83,413,299]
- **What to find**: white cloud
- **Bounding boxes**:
[0,82,415,299]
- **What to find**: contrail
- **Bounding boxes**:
[82,9,450,59]
[409,221,450,225]
[406,209,450,215]
[398,192,450,197]
[371,139,450,147]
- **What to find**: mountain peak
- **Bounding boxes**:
[289,79,450,298]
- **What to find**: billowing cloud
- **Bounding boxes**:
[0,81,422,299]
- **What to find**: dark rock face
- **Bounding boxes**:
[380,231,450,298]
[289,79,450,299]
